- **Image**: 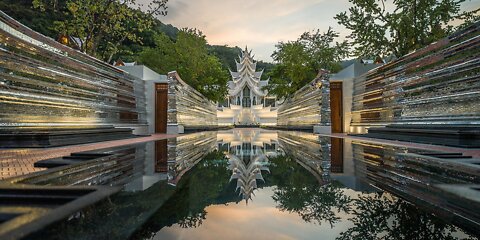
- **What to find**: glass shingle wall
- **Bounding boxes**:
[351,22,480,130]
[0,11,146,128]
[277,71,330,128]
[167,72,218,129]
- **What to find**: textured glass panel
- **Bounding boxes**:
[0,12,146,128]
[351,22,480,128]
[277,71,330,127]
[167,72,218,128]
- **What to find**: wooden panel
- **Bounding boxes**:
[155,139,168,173]
[330,82,344,133]
[330,137,344,173]
[155,84,168,133]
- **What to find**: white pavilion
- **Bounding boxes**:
[217,47,277,126]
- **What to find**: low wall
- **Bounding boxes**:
[0,11,146,129]
[276,70,331,130]
[167,71,218,132]
[350,22,480,133]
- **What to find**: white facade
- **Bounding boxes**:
[217,47,277,126]
[117,65,172,134]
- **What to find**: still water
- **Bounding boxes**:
[29,129,479,240]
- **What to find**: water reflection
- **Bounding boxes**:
[338,192,469,240]
[219,129,274,201]
[25,129,478,239]
[148,129,476,239]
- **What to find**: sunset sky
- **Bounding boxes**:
[160,0,480,62]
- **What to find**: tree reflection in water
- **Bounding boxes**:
[266,153,474,239]
[142,150,474,239]
[130,149,237,239]
[128,145,476,240]
[338,193,474,240]
[266,154,351,227]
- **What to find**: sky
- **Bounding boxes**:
[158,0,480,62]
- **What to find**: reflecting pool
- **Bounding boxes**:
[26,129,479,239]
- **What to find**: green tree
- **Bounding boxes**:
[456,7,480,30]
[265,28,349,100]
[208,45,243,70]
[33,0,168,59]
[335,0,466,58]
[139,29,229,102]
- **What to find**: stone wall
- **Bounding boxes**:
[350,22,480,133]
[0,11,146,129]
[276,70,331,129]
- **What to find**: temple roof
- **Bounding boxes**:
[228,46,267,97]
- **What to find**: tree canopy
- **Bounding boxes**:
[264,28,349,100]
[32,0,168,61]
[139,29,229,102]
[335,0,467,58]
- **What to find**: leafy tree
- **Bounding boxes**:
[32,0,168,59]
[335,0,466,58]
[0,0,67,38]
[139,29,229,102]
[265,28,349,99]
[208,45,243,70]
[256,60,276,79]
[455,7,480,30]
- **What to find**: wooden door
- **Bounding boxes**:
[155,83,168,133]
[330,82,344,133]
[155,139,168,173]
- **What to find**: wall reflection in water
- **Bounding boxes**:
[24,129,477,240]
[351,141,480,235]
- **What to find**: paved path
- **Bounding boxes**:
[0,134,177,180]
[318,133,480,158]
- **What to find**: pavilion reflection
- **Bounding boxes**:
[217,129,277,202]
[164,129,335,202]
